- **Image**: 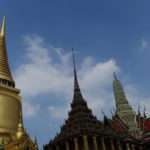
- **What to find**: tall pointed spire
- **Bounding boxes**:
[0,14,15,86]
[113,74,140,137]
[113,73,132,113]
[16,107,24,138]
[114,72,117,80]
[0,14,6,37]
[72,48,83,102]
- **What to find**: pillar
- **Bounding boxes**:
[101,137,106,150]
[117,141,122,150]
[56,145,59,150]
[83,135,89,150]
[131,144,135,150]
[139,146,143,150]
[93,136,98,150]
[110,140,115,150]
[126,143,130,150]
[48,147,52,150]
[74,137,79,150]
[66,141,70,150]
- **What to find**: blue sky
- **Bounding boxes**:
[1,0,150,149]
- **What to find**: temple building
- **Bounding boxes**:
[44,51,130,150]
[104,74,150,150]
[0,15,38,150]
[112,73,140,137]
[44,51,150,150]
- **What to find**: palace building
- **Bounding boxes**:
[0,15,38,150]
[44,51,150,150]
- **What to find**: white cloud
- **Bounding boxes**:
[14,35,120,119]
[80,59,119,90]
[124,84,150,116]
[140,38,150,52]
[15,35,72,98]
[14,34,150,120]
[48,106,69,119]
[23,102,40,117]
[140,98,150,116]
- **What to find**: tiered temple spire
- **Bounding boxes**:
[16,107,24,139]
[113,73,140,137]
[113,72,132,112]
[72,48,83,102]
[0,15,38,150]
[44,50,104,150]
[0,14,14,86]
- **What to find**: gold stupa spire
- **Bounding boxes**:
[0,14,15,86]
[0,14,6,37]
[16,108,24,139]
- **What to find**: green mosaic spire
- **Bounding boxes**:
[113,72,132,113]
[113,73,140,137]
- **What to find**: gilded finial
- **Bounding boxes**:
[0,13,7,37]
[16,108,24,138]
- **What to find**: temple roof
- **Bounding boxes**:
[105,117,124,132]
[51,50,103,143]
[144,119,150,131]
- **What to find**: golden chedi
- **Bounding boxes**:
[0,14,21,141]
[0,14,38,150]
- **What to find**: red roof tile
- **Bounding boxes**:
[107,119,124,132]
[145,119,150,131]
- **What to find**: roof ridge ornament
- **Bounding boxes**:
[144,105,147,118]
[138,103,141,116]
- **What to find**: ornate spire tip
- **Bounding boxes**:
[72,48,75,68]
[114,72,117,80]
[0,13,7,37]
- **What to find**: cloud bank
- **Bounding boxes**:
[12,35,150,149]
[14,34,150,119]
[14,34,120,119]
